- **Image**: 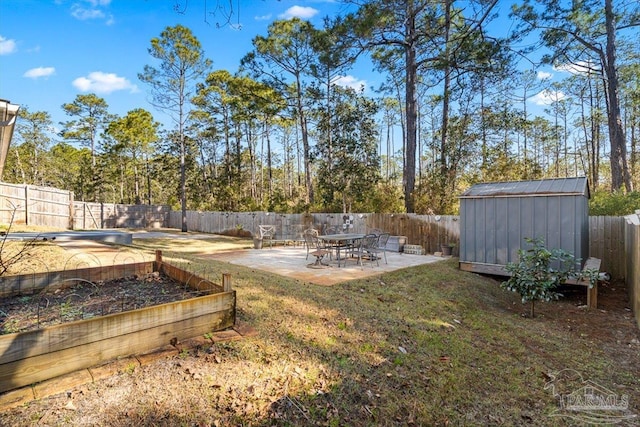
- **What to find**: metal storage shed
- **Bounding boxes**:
[458,177,590,276]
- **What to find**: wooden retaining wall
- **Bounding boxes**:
[0,256,235,393]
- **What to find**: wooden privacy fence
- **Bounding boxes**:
[366,213,460,254]
[72,202,170,229]
[0,182,72,229]
[589,216,627,280]
[0,182,170,229]
[168,211,461,252]
[624,211,640,329]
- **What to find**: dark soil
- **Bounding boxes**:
[0,272,208,335]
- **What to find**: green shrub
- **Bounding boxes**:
[589,191,640,216]
[501,237,576,318]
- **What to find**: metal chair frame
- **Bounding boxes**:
[341,234,379,268]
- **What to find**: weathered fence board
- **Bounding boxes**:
[73,202,170,229]
[366,213,460,254]
[588,216,626,280]
[0,183,71,229]
[0,181,631,282]
[171,211,351,241]
[169,210,631,279]
[1,182,170,230]
[624,211,640,329]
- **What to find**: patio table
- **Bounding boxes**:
[319,233,365,264]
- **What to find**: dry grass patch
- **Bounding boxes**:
[0,241,70,276]
[132,228,253,254]
[0,241,638,426]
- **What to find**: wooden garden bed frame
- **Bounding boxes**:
[0,251,236,393]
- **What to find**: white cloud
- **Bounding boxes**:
[70,0,113,24]
[72,71,138,94]
[71,5,104,20]
[0,35,17,55]
[254,14,272,21]
[553,61,597,76]
[279,6,319,19]
[529,89,566,106]
[24,67,56,79]
[537,71,552,80]
[87,0,111,6]
[332,75,367,91]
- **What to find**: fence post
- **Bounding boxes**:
[68,191,74,230]
[222,273,232,292]
[24,184,29,225]
[155,250,163,271]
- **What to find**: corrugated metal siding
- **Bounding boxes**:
[460,178,589,272]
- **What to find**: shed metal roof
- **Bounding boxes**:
[459,177,589,198]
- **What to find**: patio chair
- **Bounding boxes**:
[369,233,390,264]
[303,231,331,267]
[302,228,319,252]
[341,234,379,268]
[259,225,275,248]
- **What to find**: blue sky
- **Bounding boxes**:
[1,0,369,131]
[0,0,563,135]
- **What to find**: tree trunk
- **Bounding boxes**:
[133,156,141,205]
[530,300,535,318]
[403,0,417,213]
[180,136,187,232]
[145,156,152,205]
[588,79,600,187]
[604,0,632,192]
[296,73,313,205]
[180,97,187,232]
[439,0,452,210]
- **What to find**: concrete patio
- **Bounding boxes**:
[201,246,445,286]
[31,230,447,286]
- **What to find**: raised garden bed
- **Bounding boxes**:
[0,251,236,393]
[0,271,208,334]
